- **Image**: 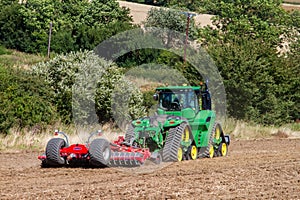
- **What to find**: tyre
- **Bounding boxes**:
[162,123,191,162]
[89,138,111,167]
[124,124,135,145]
[45,138,66,167]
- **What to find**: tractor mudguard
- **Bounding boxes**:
[224,135,230,145]
[163,116,188,128]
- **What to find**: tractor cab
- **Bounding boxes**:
[154,84,212,120]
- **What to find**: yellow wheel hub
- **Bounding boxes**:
[221,143,227,156]
[182,127,190,142]
[190,145,197,160]
[178,147,183,161]
[209,145,214,158]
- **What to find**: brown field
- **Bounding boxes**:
[282,3,300,11]
[118,1,214,27]
[0,138,299,199]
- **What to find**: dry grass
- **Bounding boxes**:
[126,75,164,92]
[224,118,300,140]
[0,49,46,69]
[1,119,299,152]
[0,123,123,152]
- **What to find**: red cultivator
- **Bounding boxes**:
[109,136,152,167]
[38,130,155,168]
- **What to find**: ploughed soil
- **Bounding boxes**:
[0,138,299,199]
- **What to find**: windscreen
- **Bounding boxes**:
[158,90,198,111]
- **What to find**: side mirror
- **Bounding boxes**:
[153,93,158,101]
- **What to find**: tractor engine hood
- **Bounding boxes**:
[132,115,188,128]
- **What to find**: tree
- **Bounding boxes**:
[0,0,133,54]
[143,7,198,47]
[198,0,300,124]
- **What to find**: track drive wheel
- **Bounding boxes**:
[162,123,191,162]
[209,144,214,158]
[177,147,183,161]
[89,138,111,167]
[45,138,66,167]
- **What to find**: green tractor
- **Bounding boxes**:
[124,83,230,162]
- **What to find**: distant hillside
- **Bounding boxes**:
[284,0,300,4]
[118,0,300,26]
[117,1,214,27]
[282,3,300,11]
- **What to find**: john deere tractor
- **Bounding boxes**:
[124,83,230,162]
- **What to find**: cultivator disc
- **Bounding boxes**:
[107,136,152,168]
[109,152,145,167]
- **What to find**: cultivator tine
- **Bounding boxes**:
[109,152,144,167]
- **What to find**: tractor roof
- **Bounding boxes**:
[156,85,201,92]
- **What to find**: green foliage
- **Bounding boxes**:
[207,35,299,125]
[0,65,57,134]
[0,45,12,55]
[199,1,298,46]
[0,0,133,54]
[32,51,145,125]
[197,0,300,125]
[143,7,198,45]
[95,66,146,125]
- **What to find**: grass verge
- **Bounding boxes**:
[0,47,46,69]
[223,118,300,139]
[1,119,299,151]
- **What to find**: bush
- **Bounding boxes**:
[32,50,145,126]
[0,65,57,134]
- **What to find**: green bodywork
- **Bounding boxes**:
[129,85,221,153]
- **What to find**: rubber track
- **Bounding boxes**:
[199,123,217,158]
[124,124,135,143]
[45,138,66,167]
[162,123,185,162]
[89,139,111,167]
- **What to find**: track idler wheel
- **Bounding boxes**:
[189,145,198,160]
[219,143,228,156]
